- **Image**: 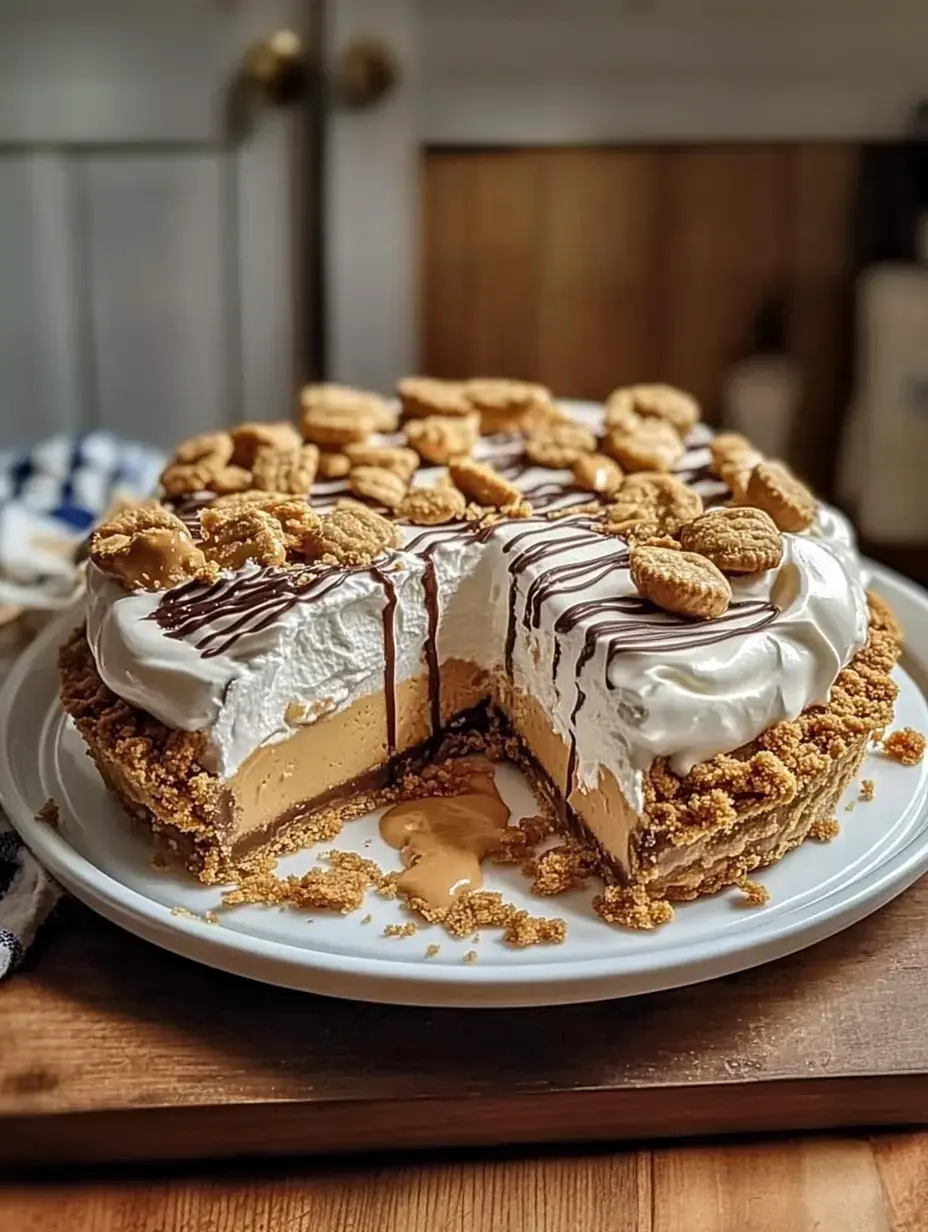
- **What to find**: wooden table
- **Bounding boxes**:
[3,894,928,1231]
[2,1133,927,1229]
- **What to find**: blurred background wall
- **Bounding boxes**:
[4,0,928,567]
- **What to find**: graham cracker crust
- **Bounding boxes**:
[59,591,902,903]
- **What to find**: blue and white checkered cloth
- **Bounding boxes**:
[0,431,164,977]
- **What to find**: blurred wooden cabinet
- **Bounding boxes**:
[420,144,859,490]
[413,0,928,491]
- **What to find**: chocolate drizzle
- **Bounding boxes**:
[154,557,403,754]
[559,596,777,799]
[672,461,717,487]
[167,494,213,541]
[556,596,779,669]
[422,552,443,735]
[564,638,598,802]
[154,565,355,658]
[500,522,601,675]
[486,442,607,512]
[521,481,603,512]
[404,520,503,733]
[371,566,398,755]
[522,548,630,631]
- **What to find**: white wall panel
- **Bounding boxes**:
[420,5,928,141]
[78,154,229,448]
[326,0,418,392]
[237,111,300,423]
[0,3,232,145]
[0,0,310,450]
[0,154,85,448]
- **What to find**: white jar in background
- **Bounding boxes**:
[722,354,803,460]
[840,254,928,543]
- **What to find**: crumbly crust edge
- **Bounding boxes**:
[58,625,229,878]
[635,590,902,862]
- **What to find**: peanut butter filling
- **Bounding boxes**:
[227,658,494,840]
[506,687,640,869]
[223,661,642,879]
[379,764,511,909]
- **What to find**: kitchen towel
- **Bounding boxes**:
[0,431,164,977]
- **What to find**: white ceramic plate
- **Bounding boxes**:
[2,563,928,1008]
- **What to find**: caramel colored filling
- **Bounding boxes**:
[227,658,493,840]
[224,657,642,877]
[506,688,640,871]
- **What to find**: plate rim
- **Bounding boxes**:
[2,561,928,1007]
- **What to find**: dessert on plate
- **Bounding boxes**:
[59,380,902,918]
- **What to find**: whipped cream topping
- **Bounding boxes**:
[83,403,870,804]
[498,523,867,795]
[86,560,429,777]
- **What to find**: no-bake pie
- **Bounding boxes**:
[59,380,902,919]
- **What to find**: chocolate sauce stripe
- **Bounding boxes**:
[520,483,604,511]
[421,554,442,737]
[564,638,598,801]
[562,597,777,796]
[371,566,398,755]
[198,575,346,658]
[501,524,604,675]
[154,560,391,657]
[522,550,630,630]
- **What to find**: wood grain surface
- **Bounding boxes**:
[2,1133,928,1231]
[3,875,927,1167]
[421,145,857,492]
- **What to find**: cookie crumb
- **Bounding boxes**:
[630,545,731,619]
[383,922,417,938]
[171,905,204,922]
[503,911,567,947]
[36,798,59,829]
[736,877,770,907]
[361,913,372,925]
[463,950,478,964]
[860,778,875,802]
[425,944,441,958]
[844,801,855,813]
[92,502,216,591]
[223,859,379,915]
[322,849,391,889]
[746,461,816,533]
[594,884,674,930]
[808,817,840,842]
[884,727,926,766]
[204,910,220,925]
[398,886,567,947]
[492,813,556,865]
[680,506,782,576]
[304,501,400,567]
[527,841,596,895]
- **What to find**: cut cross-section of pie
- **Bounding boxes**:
[59,390,902,914]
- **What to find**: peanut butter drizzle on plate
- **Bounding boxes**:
[379,770,511,910]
